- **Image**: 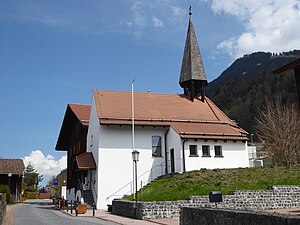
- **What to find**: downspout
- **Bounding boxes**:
[164,127,170,175]
[182,139,187,173]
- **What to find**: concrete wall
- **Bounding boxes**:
[180,207,300,225]
[112,185,300,220]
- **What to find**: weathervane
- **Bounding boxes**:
[189,5,192,16]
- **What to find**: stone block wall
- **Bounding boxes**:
[189,185,300,211]
[0,194,6,225]
[180,207,300,225]
[112,199,190,219]
[112,185,300,220]
[112,200,138,218]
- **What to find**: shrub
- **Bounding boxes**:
[26,191,37,199]
[0,184,11,204]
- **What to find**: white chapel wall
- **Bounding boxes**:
[97,125,168,209]
[184,139,249,171]
[166,127,183,173]
[86,95,101,207]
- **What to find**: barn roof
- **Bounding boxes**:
[0,159,25,175]
[55,104,91,151]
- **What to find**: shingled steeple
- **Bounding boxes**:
[179,8,207,102]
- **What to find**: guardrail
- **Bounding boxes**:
[105,163,171,201]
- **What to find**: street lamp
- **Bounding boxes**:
[251,134,254,158]
[8,172,12,189]
[132,150,139,213]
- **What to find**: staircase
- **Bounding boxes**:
[82,190,95,208]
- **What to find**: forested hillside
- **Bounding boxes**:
[207,51,299,135]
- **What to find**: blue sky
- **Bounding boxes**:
[1,0,300,183]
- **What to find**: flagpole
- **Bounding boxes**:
[132,78,135,198]
[132,78,135,154]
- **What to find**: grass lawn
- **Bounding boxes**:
[123,166,300,202]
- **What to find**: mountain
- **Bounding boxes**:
[207,50,299,136]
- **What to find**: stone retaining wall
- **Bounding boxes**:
[180,207,300,225]
[190,185,300,210]
[0,194,6,225]
[112,185,300,220]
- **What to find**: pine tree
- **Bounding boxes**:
[23,162,43,192]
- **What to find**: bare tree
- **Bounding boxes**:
[256,99,300,166]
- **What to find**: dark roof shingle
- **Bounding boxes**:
[0,159,25,175]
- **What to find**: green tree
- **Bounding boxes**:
[23,163,43,192]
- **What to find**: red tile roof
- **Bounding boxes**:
[94,90,248,140]
[0,159,25,175]
[69,104,91,126]
[55,104,91,151]
[75,152,96,170]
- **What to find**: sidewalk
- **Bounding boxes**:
[59,207,179,225]
[2,204,16,225]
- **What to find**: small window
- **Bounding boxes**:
[202,145,210,157]
[189,145,198,156]
[214,146,223,157]
[152,136,162,157]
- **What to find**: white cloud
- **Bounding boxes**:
[212,0,300,58]
[131,1,146,28]
[171,5,184,17]
[23,150,67,177]
[169,5,185,24]
[0,1,189,44]
[152,16,164,27]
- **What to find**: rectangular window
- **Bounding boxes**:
[202,145,210,157]
[214,146,223,157]
[152,136,162,157]
[189,145,198,157]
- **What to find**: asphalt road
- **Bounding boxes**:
[13,199,117,225]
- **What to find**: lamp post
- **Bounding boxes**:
[131,79,140,217]
[132,149,139,216]
[251,133,254,158]
[8,172,12,189]
[131,78,135,196]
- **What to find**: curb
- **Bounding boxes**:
[54,205,124,225]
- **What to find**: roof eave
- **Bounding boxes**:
[273,58,300,74]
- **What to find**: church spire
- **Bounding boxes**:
[179,7,207,102]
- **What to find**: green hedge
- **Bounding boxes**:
[26,192,37,199]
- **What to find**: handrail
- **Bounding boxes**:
[105,162,170,201]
